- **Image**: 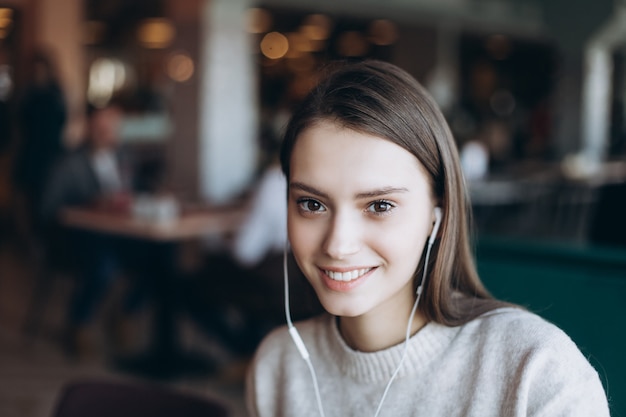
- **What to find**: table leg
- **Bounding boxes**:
[112,240,216,379]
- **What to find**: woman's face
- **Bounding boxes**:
[288,121,437,321]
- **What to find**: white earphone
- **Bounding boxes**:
[429,206,443,245]
[284,206,443,417]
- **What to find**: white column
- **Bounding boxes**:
[580,4,626,162]
[425,22,460,114]
[581,45,612,162]
[199,0,258,203]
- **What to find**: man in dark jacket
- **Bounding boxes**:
[40,103,141,358]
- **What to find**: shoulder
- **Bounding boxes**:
[253,324,293,360]
[466,307,556,333]
[57,147,89,164]
[457,307,609,415]
[52,149,90,174]
[466,307,577,349]
[458,307,605,380]
[458,307,587,363]
[248,315,332,381]
[253,315,330,363]
[246,315,332,415]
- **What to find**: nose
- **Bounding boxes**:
[322,211,361,259]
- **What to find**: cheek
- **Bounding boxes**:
[287,211,320,262]
[372,220,428,268]
[287,217,328,288]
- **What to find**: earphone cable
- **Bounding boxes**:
[284,244,295,328]
[284,239,434,417]
[284,245,327,417]
[372,240,433,417]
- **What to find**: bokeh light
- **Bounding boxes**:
[0,7,13,39]
[167,52,195,82]
[300,14,332,41]
[137,18,176,49]
[336,31,369,57]
[260,31,289,59]
[87,57,127,107]
[368,19,399,46]
[246,8,272,34]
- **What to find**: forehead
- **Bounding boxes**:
[290,121,431,194]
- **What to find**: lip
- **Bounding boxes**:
[318,266,377,292]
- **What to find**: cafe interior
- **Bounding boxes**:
[0,0,625,416]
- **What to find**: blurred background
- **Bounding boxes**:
[0,0,625,416]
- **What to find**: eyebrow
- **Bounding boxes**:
[289,181,409,199]
[355,187,409,199]
[289,182,330,199]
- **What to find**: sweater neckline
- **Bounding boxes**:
[327,315,460,383]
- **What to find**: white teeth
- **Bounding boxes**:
[325,268,371,282]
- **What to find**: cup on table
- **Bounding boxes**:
[132,194,180,225]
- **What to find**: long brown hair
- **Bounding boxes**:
[280,59,509,326]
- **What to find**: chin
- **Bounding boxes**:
[318,297,368,318]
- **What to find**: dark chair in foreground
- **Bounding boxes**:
[51,378,230,417]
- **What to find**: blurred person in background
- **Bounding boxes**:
[39,102,144,358]
[226,135,308,332]
[231,123,288,269]
[183,117,321,361]
[40,103,129,220]
[12,46,67,253]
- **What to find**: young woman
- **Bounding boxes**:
[246,60,609,417]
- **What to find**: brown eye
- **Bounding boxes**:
[367,200,394,214]
[306,200,322,211]
[297,198,326,213]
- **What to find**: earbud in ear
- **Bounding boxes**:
[429,207,443,245]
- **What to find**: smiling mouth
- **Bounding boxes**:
[323,267,375,282]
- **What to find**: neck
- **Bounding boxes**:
[338,305,427,353]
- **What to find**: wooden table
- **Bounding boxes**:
[61,204,247,242]
[60,202,249,379]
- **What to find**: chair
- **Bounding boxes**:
[50,378,231,417]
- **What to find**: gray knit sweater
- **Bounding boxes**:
[246,308,609,417]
